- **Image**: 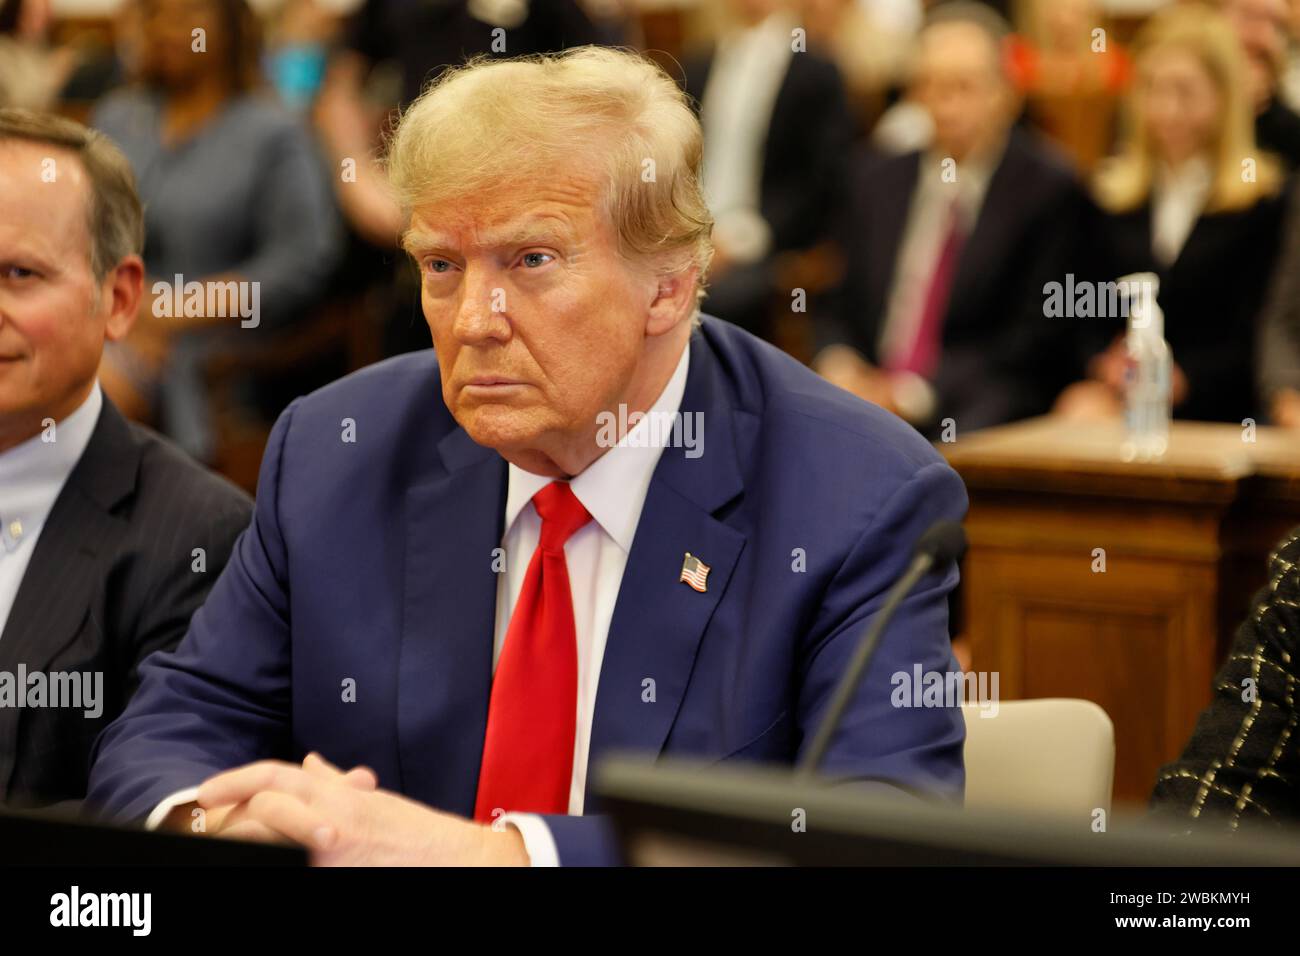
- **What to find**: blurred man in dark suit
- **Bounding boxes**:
[818,2,1088,436]
[0,109,251,809]
[679,0,854,342]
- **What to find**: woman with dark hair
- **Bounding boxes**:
[92,0,340,461]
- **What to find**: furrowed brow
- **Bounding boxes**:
[402,217,572,256]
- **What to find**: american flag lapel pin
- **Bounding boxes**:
[680,552,711,593]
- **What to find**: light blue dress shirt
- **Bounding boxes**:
[0,385,103,640]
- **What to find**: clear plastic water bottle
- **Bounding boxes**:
[1119,273,1171,462]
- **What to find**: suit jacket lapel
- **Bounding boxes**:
[947,133,1022,327]
[682,54,712,113]
[0,400,137,797]
[866,154,921,352]
[1163,206,1208,279]
[396,332,752,813]
[396,425,506,815]
[585,330,749,807]
[762,52,799,175]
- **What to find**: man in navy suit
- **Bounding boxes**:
[88,46,968,865]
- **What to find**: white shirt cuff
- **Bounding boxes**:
[498,812,560,867]
[145,786,201,831]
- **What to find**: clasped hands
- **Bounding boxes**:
[165,752,529,866]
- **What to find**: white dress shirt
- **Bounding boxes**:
[496,340,691,864]
[700,11,796,265]
[866,143,999,422]
[148,343,692,866]
[0,384,103,640]
[878,144,1000,367]
[1151,156,1212,268]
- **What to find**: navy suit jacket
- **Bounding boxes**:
[87,317,968,864]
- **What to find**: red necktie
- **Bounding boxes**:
[474,482,592,821]
[888,201,966,380]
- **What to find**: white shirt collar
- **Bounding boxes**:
[1155,155,1214,197]
[1151,156,1213,266]
[920,134,1005,230]
[0,383,103,553]
[504,341,691,554]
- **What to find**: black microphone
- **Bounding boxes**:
[795,520,967,779]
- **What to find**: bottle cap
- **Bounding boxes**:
[1119,272,1163,341]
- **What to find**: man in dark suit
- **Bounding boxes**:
[818,3,1088,436]
[88,47,967,867]
[0,109,251,808]
[678,0,854,341]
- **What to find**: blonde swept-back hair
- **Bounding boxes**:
[1095,2,1281,214]
[385,46,715,317]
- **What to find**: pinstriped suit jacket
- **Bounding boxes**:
[0,398,251,808]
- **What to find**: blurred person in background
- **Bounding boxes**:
[796,0,916,136]
[1278,0,1300,108]
[1006,0,1132,173]
[342,0,614,109]
[678,0,853,342]
[1253,169,1300,426]
[0,0,76,110]
[264,0,345,113]
[54,0,148,110]
[1057,2,1288,426]
[1007,0,1130,96]
[1219,0,1300,168]
[91,0,340,462]
[1251,0,1300,427]
[868,0,1015,153]
[818,1,1088,437]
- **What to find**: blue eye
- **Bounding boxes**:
[425,259,453,275]
[3,266,36,280]
[521,252,553,268]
